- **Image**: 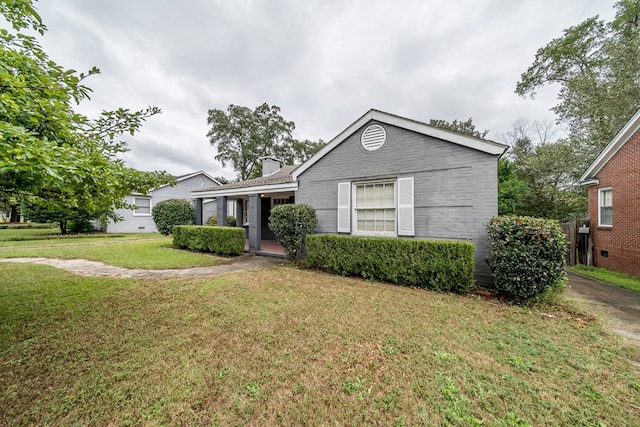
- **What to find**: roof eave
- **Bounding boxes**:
[579,178,600,186]
[191,181,298,198]
[175,170,221,186]
[579,106,640,183]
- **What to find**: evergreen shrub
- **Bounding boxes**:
[151,199,195,235]
[206,215,237,227]
[268,204,317,261]
[486,215,567,303]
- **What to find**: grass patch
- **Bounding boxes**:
[0,227,61,240]
[0,238,225,269]
[1,264,638,426]
[569,265,640,294]
[0,230,162,247]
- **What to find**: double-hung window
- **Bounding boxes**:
[598,188,612,227]
[354,180,396,235]
[133,197,151,216]
[337,177,414,237]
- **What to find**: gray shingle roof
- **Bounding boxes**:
[198,164,298,192]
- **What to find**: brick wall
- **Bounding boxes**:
[588,127,640,277]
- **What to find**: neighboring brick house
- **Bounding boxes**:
[193,109,507,284]
[579,107,640,278]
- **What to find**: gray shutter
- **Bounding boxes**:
[337,182,351,233]
[397,177,414,236]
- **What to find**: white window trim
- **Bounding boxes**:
[242,198,249,226]
[133,196,152,217]
[598,187,613,227]
[272,197,292,208]
[351,179,397,237]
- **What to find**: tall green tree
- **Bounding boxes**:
[516,0,640,166]
[206,103,324,180]
[500,119,586,220]
[275,138,326,166]
[429,118,489,139]
[497,158,530,216]
[0,0,174,231]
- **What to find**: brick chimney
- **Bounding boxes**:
[261,156,282,176]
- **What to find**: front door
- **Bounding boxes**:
[261,197,276,240]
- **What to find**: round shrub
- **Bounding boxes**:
[151,199,195,235]
[206,215,237,227]
[268,204,317,262]
[486,215,567,304]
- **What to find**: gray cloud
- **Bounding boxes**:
[31,0,614,177]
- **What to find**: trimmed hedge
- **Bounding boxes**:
[173,225,245,256]
[305,234,474,293]
[486,216,567,303]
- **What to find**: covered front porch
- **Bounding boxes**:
[198,192,294,255]
[191,162,298,256]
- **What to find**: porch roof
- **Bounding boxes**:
[192,164,298,198]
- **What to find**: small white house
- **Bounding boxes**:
[106,171,221,233]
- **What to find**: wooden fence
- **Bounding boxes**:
[560,218,591,266]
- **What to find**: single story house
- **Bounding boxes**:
[192,110,507,284]
[107,170,221,233]
[579,107,640,278]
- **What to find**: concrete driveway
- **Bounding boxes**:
[566,272,640,348]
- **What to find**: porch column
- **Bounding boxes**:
[194,198,203,225]
[236,199,243,228]
[248,194,261,252]
[217,196,228,226]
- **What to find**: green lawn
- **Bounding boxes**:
[0,228,163,247]
[1,263,638,426]
[569,265,640,294]
[0,238,224,269]
[0,227,61,240]
[0,228,227,269]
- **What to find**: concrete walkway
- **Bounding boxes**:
[566,272,640,348]
[0,254,283,279]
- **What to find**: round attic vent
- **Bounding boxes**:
[361,124,386,151]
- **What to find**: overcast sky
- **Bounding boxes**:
[31,0,615,180]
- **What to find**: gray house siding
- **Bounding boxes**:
[108,174,219,233]
[295,121,499,284]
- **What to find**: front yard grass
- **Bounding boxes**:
[0,238,224,269]
[1,263,638,426]
[0,229,163,247]
[568,265,640,294]
[0,227,61,240]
